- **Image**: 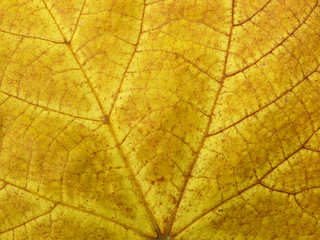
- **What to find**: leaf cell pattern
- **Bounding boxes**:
[1,0,320,239]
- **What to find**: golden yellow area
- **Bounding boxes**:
[0,0,320,239]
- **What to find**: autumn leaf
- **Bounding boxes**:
[1,0,320,239]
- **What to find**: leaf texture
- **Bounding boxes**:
[1,0,320,239]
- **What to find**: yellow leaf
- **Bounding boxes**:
[1,0,320,239]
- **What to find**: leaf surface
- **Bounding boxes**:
[1,0,320,239]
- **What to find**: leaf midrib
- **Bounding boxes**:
[27,0,160,238]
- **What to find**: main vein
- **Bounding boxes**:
[164,0,236,236]
[39,0,160,236]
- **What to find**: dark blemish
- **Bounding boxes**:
[218,209,223,212]
[158,177,165,182]
[126,207,132,213]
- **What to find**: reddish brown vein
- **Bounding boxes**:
[39,0,161,235]
[168,0,319,237]
[234,0,272,27]
[0,28,65,44]
[259,182,320,196]
[0,203,56,235]
[172,129,318,237]
[0,180,154,239]
[0,90,102,122]
[69,0,86,43]
[0,38,23,88]
[164,0,235,237]
[108,1,147,116]
[294,195,320,221]
[208,67,319,137]
[136,49,220,83]
[227,0,318,77]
